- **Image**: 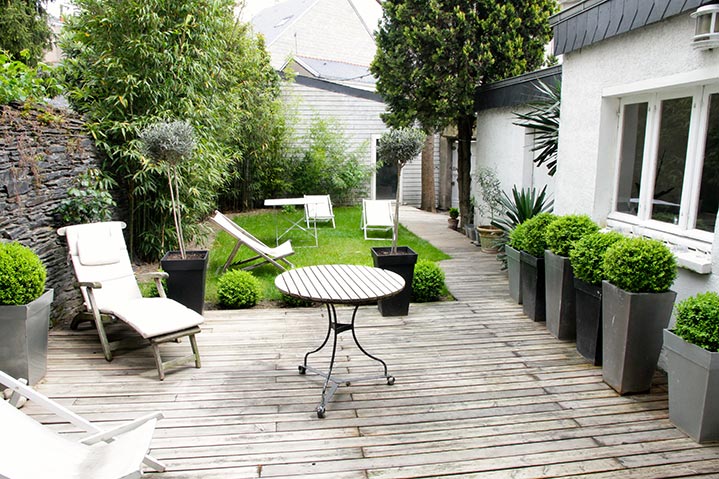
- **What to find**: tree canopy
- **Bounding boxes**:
[371,0,556,226]
[0,0,53,65]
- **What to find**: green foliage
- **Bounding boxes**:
[569,231,625,285]
[674,292,719,352]
[0,50,59,104]
[0,242,46,305]
[377,127,426,170]
[0,2,52,66]
[59,0,282,260]
[603,237,677,293]
[54,168,117,225]
[513,80,561,175]
[492,185,554,234]
[509,212,556,257]
[281,293,314,308]
[474,166,502,223]
[411,260,446,303]
[449,207,459,219]
[288,117,372,205]
[544,214,598,257]
[217,270,261,309]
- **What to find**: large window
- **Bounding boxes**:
[613,85,719,243]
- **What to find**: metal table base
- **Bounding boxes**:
[299,303,395,418]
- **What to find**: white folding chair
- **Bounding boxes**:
[57,222,203,380]
[0,370,165,478]
[211,210,295,273]
[304,195,336,229]
[361,199,396,241]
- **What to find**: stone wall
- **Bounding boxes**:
[0,102,102,326]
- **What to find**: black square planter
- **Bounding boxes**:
[371,246,418,316]
[574,278,602,365]
[520,252,545,322]
[161,250,209,315]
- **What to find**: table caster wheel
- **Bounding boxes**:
[387,376,395,385]
[316,406,325,418]
[345,382,351,386]
[298,365,306,375]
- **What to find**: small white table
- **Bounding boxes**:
[264,197,322,247]
[275,264,405,418]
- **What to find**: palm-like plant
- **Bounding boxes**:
[512,80,560,176]
[492,185,554,233]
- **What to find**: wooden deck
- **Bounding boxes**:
[29,208,719,478]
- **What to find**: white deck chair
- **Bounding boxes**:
[211,210,295,273]
[304,195,336,228]
[57,222,202,380]
[361,199,396,241]
[0,370,166,478]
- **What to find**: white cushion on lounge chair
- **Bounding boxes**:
[77,229,122,266]
[100,298,203,339]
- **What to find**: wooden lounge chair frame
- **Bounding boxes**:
[211,210,295,273]
[361,199,396,241]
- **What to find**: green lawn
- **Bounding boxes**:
[206,206,451,304]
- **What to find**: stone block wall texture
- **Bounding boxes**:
[1,102,102,326]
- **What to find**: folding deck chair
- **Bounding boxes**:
[58,222,202,380]
[0,370,165,478]
[304,195,336,229]
[211,210,295,273]
[361,199,396,241]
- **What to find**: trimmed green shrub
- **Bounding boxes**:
[509,212,556,257]
[281,293,314,308]
[674,292,719,352]
[569,231,625,285]
[0,242,46,305]
[217,270,261,309]
[545,214,599,257]
[449,207,459,219]
[604,237,677,293]
[54,168,117,226]
[412,260,446,303]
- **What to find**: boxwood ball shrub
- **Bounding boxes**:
[0,242,46,305]
[544,214,599,257]
[217,270,261,309]
[412,260,446,303]
[510,212,556,257]
[569,231,626,285]
[603,237,677,293]
[674,292,719,352]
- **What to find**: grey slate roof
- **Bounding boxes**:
[251,0,319,45]
[294,56,376,85]
[551,0,716,55]
[475,65,562,111]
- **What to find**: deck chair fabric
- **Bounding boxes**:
[304,195,335,228]
[211,210,295,273]
[0,370,165,479]
[57,222,202,380]
[361,199,396,241]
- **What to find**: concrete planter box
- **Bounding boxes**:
[544,251,576,340]
[602,281,676,394]
[506,245,522,304]
[0,289,53,385]
[574,278,603,365]
[663,329,719,443]
[520,252,545,322]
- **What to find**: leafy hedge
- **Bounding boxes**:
[412,260,445,303]
[569,231,625,285]
[674,292,719,352]
[509,212,556,257]
[544,214,598,257]
[0,242,46,305]
[603,237,677,293]
[217,270,261,309]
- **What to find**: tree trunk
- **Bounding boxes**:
[420,134,436,212]
[457,115,473,229]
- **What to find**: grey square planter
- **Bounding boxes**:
[544,250,576,340]
[663,329,719,443]
[574,278,603,365]
[602,281,676,394]
[520,252,545,322]
[506,245,522,304]
[0,289,53,385]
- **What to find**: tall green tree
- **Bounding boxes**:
[0,0,53,65]
[371,0,555,227]
[60,0,283,260]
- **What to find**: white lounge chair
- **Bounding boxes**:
[0,370,165,478]
[304,195,336,229]
[361,199,396,241]
[57,222,202,380]
[211,210,295,273]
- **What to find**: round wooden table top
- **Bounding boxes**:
[275,264,405,305]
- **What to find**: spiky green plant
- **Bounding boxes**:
[513,80,560,176]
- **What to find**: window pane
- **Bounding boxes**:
[651,97,692,224]
[615,103,647,215]
[697,93,719,232]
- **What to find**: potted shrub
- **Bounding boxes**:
[569,231,625,365]
[493,185,553,304]
[602,237,677,394]
[371,126,425,316]
[474,167,504,253]
[543,214,598,340]
[0,242,53,385]
[663,292,719,443]
[510,212,556,321]
[139,120,209,314]
[448,207,459,230]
